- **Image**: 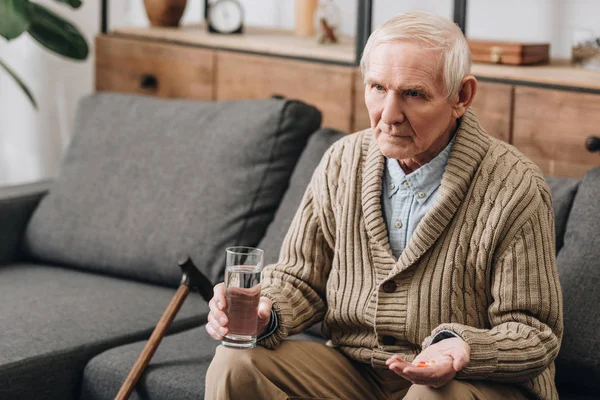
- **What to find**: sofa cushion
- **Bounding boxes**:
[81,326,325,399]
[81,327,217,400]
[259,127,346,265]
[555,167,600,395]
[546,176,579,252]
[0,263,208,400]
[23,94,321,287]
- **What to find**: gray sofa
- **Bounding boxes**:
[0,93,598,399]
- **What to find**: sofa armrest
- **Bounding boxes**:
[0,180,53,265]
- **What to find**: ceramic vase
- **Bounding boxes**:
[144,0,187,27]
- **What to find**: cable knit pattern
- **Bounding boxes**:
[259,109,563,400]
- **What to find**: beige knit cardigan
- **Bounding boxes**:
[260,109,563,400]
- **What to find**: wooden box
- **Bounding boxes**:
[468,40,550,65]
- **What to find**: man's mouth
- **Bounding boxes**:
[383,132,410,138]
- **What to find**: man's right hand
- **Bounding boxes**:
[206,282,274,341]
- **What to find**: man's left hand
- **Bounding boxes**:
[385,337,470,388]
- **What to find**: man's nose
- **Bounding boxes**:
[380,93,405,126]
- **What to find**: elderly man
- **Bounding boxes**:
[205,11,562,400]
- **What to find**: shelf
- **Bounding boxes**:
[472,60,600,92]
[112,24,357,65]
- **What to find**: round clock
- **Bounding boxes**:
[207,0,244,34]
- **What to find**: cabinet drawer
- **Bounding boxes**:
[95,36,215,100]
[216,52,354,132]
[470,81,513,143]
[513,86,600,177]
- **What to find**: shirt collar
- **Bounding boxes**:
[384,133,456,204]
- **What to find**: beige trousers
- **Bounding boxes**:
[205,340,528,400]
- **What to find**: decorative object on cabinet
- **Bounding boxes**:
[468,40,550,65]
[315,0,341,44]
[295,0,319,37]
[571,29,600,72]
[206,0,244,34]
[143,0,187,27]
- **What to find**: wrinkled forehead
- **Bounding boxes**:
[366,40,444,86]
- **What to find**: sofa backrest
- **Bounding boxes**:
[259,127,346,264]
[546,177,580,252]
[22,93,321,287]
[554,166,600,395]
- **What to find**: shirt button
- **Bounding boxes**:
[403,181,409,188]
[394,220,403,229]
[389,183,395,190]
[418,192,425,198]
[382,280,397,293]
[382,335,396,345]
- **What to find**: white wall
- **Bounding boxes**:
[1,0,599,185]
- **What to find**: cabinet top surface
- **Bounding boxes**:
[471,60,600,91]
[112,24,356,65]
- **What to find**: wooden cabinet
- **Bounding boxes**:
[513,86,600,177]
[96,36,357,132]
[216,52,355,132]
[95,31,600,178]
[353,72,370,132]
[470,81,513,143]
[96,36,215,100]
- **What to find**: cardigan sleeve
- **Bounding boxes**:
[422,196,563,382]
[258,152,335,350]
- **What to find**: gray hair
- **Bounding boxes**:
[360,11,471,99]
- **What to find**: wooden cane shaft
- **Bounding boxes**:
[114,284,190,400]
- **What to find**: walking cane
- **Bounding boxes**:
[115,256,214,400]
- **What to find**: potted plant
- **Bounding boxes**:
[0,0,89,109]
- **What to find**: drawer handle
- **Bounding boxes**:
[140,74,158,90]
[586,136,600,153]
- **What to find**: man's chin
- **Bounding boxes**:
[378,142,414,161]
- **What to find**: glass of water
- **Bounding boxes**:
[222,246,264,348]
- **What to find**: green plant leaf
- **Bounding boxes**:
[52,0,82,9]
[0,58,37,109]
[0,0,31,40]
[26,2,88,60]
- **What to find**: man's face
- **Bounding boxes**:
[365,40,459,161]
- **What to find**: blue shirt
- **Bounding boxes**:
[382,136,455,259]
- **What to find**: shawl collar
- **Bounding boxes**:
[360,109,491,279]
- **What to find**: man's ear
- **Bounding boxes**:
[452,76,477,119]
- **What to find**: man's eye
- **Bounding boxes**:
[374,84,384,91]
[406,90,421,97]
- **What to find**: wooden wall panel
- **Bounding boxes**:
[216,51,354,132]
[513,86,600,177]
[96,36,215,100]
